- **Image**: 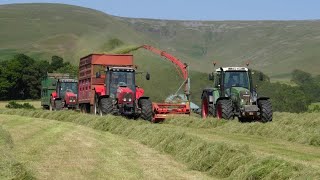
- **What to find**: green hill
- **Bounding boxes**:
[1,3,320,80]
[0,3,152,62]
[123,18,320,79]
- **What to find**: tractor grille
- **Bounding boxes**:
[240,91,251,104]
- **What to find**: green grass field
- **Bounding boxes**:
[0,109,319,179]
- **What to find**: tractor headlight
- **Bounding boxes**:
[123,93,132,102]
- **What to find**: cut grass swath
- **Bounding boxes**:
[1,109,319,179]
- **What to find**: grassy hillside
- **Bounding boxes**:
[123,18,320,79]
[1,109,320,179]
[0,3,152,62]
[1,3,320,80]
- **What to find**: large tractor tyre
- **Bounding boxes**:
[54,100,63,111]
[139,99,153,121]
[99,98,113,115]
[216,99,233,120]
[201,95,216,119]
[258,99,273,123]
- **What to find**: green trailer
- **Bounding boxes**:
[41,73,70,110]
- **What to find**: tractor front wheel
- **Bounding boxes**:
[140,99,153,121]
[216,99,233,120]
[54,100,63,111]
[99,98,113,115]
[258,99,273,123]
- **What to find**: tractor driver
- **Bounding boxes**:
[117,73,127,87]
[226,73,239,88]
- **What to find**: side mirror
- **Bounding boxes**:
[209,73,214,81]
[146,72,150,80]
[259,73,264,81]
[96,72,101,78]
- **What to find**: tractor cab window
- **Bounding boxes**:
[224,71,249,90]
[109,71,135,97]
[214,72,221,88]
[60,82,78,98]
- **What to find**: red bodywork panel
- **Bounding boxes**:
[136,87,144,100]
[117,87,134,104]
[94,85,106,97]
[64,92,77,105]
[51,91,57,99]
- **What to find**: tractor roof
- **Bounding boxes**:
[59,79,78,83]
[215,67,248,72]
[108,66,135,72]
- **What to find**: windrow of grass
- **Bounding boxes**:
[0,126,34,180]
[1,109,319,179]
[164,113,320,147]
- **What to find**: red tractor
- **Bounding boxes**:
[78,54,153,120]
[41,73,78,111]
[47,73,78,111]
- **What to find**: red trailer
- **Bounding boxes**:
[78,54,153,120]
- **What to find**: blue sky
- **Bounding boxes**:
[0,0,319,20]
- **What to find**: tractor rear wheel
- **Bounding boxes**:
[216,99,233,120]
[140,99,153,121]
[201,96,215,119]
[99,98,113,115]
[258,99,273,122]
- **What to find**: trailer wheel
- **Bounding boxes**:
[94,95,99,115]
[258,99,273,123]
[99,98,113,115]
[140,99,153,121]
[216,99,233,120]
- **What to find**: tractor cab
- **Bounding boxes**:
[56,79,78,108]
[202,66,272,122]
[214,67,253,97]
[106,67,136,99]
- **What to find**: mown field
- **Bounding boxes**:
[0,108,319,179]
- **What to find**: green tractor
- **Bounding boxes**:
[201,67,272,122]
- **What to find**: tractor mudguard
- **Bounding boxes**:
[257,97,270,101]
[202,88,220,104]
[138,96,149,101]
[51,91,58,99]
[136,87,145,99]
[201,88,214,99]
[94,85,106,97]
[216,97,230,102]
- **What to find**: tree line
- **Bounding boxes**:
[256,70,320,113]
[0,53,319,113]
[0,54,77,100]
